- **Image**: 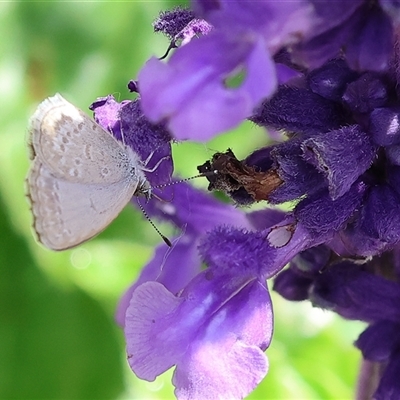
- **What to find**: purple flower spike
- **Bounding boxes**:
[138,32,276,140]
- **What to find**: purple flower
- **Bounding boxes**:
[85,2,400,399]
[123,222,276,398]
[138,2,315,141]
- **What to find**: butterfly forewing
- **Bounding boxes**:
[29,93,139,185]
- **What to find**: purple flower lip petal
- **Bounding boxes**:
[139,32,277,140]
[172,280,272,400]
[125,272,272,382]
[116,238,201,327]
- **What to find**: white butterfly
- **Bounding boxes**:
[27,93,152,251]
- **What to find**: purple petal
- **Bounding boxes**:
[139,32,276,141]
[125,281,186,380]
[173,280,272,400]
[90,95,128,138]
[139,182,251,234]
[119,100,173,185]
[346,5,393,72]
[116,239,200,326]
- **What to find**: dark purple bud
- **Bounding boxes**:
[355,321,400,362]
[291,245,331,273]
[273,268,312,301]
[153,7,196,40]
[302,126,376,199]
[127,80,139,93]
[294,180,367,239]
[346,5,393,72]
[370,107,400,147]
[250,86,345,135]
[311,262,400,322]
[307,58,358,101]
[386,145,400,165]
[342,73,388,114]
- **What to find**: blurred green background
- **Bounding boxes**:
[0,2,364,399]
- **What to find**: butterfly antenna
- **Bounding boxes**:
[152,170,218,190]
[136,199,171,247]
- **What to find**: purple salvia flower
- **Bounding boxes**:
[138,1,315,141]
[125,227,275,399]
[83,3,400,398]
